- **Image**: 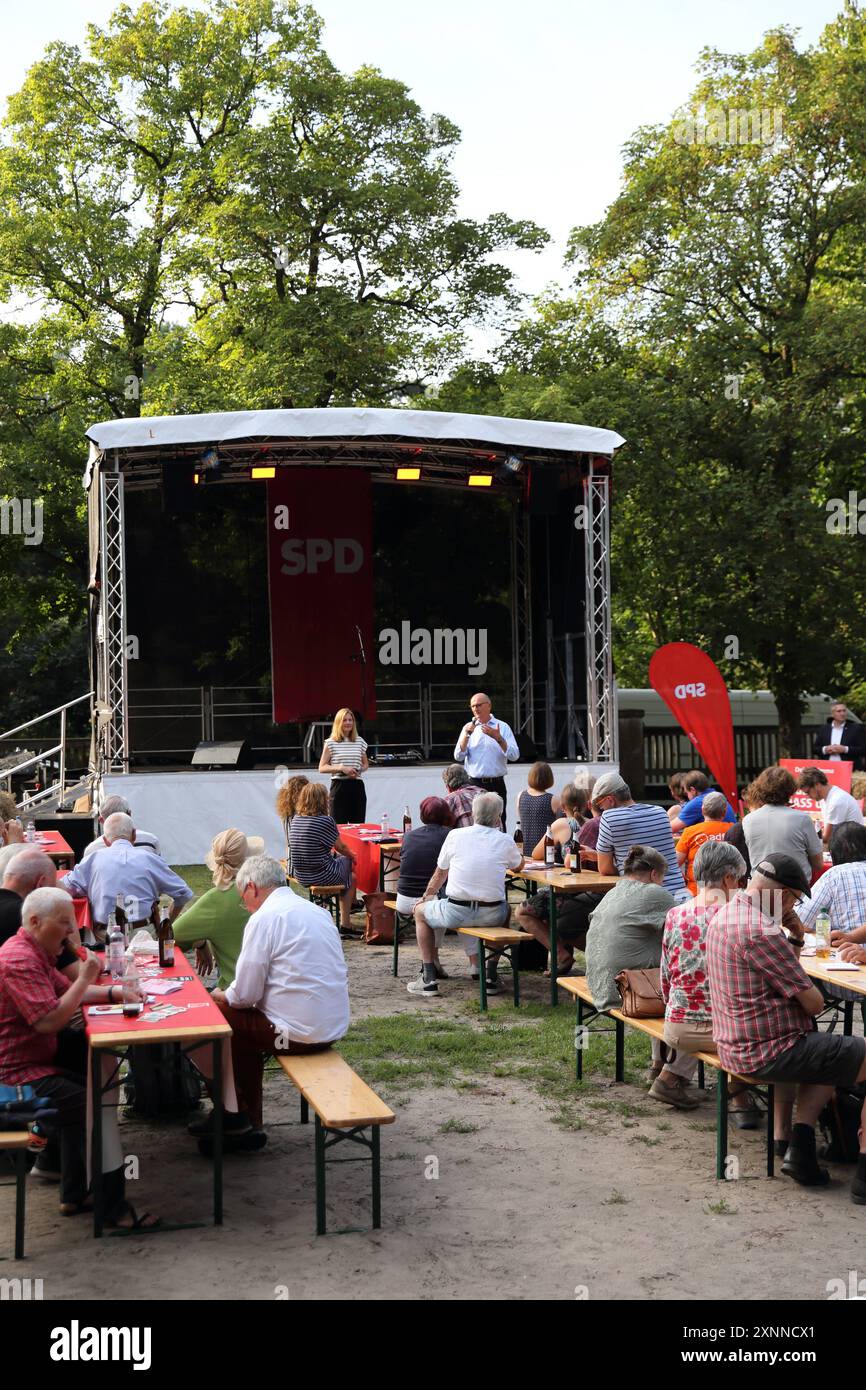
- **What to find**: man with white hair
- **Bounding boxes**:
[0,886,152,1224]
[190,855,350,1143]
[82,794,160,857]
[0,847,70,953]
[63,812,192,940]
[409,792,524,997]
[707,852,866,1198]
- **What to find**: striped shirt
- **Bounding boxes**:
[289,814,347,887]
[323,737,367,776]
[596,803,685,895]
[798,862,866,1004]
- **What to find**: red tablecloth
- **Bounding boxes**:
[339,823,403,895]
[57,867,91,930]
[32,829,75,864]
[85,947,225,1041]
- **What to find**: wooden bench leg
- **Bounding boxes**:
[576,996,584,1081]
[315,1116,327,1235]
[14,1147,26,1260]
[300,1096,309,1125]
[716,1072,729,1180]
[392,916,400,977]
[615,1017,624,1082]
[698,1060,705,1090]
[511,948,520,1009]
[478,940,487,1012]
[371,1126,381,1230]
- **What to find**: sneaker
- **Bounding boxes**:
[649,1076,699,1110]
[851,1172,866,1205]
[407,973,438,996]
[29,1161,62,1183]
[434,963,450,980]
[484,974,500,996]
[187,1108,253,1138]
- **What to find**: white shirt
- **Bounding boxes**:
[436,824,523,902]
[225,887,350,1042]
[454,716,519,778]
[823,783,864,828]
[828,724,845,759]
[83,829,161,858]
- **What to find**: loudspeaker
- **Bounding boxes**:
[161,461,198,514]
[528,467,560,516]
[191,740,253,770]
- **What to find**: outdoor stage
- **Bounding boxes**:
[104,761,614,863]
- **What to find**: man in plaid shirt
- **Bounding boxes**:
[441,764,483,829]
[707,853,866,1199]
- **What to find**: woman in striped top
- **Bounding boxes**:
[289,782,357,930]
[319,708,369,825]
[276,774,309,873]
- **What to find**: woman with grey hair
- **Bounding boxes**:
[656,840,757,1118]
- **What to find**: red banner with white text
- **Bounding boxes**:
[649,643,738,813]
[267,470,377,723]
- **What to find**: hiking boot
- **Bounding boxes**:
[649,1076,699,1110]
[188,1108,252,1138]
[781,1145,830,1187]
[407,973,438,997]
[484,973,501,996]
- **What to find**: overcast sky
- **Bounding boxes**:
[0,0,846,304]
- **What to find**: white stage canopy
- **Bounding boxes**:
[86,406,625,466]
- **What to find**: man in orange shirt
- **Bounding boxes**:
[676,791,733,894]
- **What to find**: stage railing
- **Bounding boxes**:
[0,692,94,808]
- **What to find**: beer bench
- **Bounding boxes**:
[384,899,414,976]
[557,975,775,1181]
[284,870,343,926]
[277,1050,395,1234]
[0,1132,31,1259]
[457,926,530,1010]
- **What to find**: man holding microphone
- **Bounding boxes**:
[454,692,519,826]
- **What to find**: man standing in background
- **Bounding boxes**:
[454,692,519,825]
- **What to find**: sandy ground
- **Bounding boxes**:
[3,932,865,1302]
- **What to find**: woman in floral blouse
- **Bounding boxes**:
[656,840,748,1113]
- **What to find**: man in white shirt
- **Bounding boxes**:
[82,794,160,858]
[207,855,349,1134]
[454,692,519,825]
[797,767,864,847]
[409,793,524,997]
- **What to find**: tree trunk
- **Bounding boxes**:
[773,687,804,760]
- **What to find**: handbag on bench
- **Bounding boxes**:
[614,967,665,1018]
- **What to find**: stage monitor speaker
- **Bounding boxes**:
[191,740,253,770]
[162,461,198,514]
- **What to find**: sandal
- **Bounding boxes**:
[105,1202,162,1233]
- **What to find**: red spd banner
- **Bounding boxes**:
[649,643,738,812]
[267,470,377,722]
[778,758,852,793]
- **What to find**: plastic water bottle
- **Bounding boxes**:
[122,960,142,1018]
[815,910,832,960]
[380,812,390,838]
[107,913,125,980]
[25,821,36,844]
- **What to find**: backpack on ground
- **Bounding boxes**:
[817,1085,865,1163]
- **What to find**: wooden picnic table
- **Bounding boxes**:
[508,864,620,1005]
[801,950,866,1033]
[85,947,231,1237]
[31,829,75,869]
[338,823,403,894]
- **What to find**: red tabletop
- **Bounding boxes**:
[85,947,230,1047]
[32,830,75,864]
[339,823,403,895]
[57,868,92,931]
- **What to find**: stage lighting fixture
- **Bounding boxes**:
[467,473,493,487]
[199,446,225,481]
[396,466,421,480]
[251,466,276,479]
[501,453,524,475]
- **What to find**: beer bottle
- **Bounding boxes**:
[402,806,412,834]
[567,827,581,873]
[158,906,175,969]
[513,818,523,847]
[544,829,556,868]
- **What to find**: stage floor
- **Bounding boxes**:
[103,762,615,863]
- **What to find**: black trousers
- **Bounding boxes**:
[30,1029,123,1213]
[329,776,367,825]
[473,775,508,827]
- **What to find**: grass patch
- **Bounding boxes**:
[603,1189,628,1205]
[706,1197,737,1215]
[438,1118,481,1134]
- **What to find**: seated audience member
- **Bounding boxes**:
[724,781,760,878]
[594,773,688,900]
[799,824,866,1020]
[671,771,736,834]
[289,782,357,930]
[675,791,732,895]
[575,797,604,866]
[517,763,560,853]
[527,784,589,862]
[82,794,160,857]
[276,774,309,871]
[174,829,264,987]
[706,852,866,1196]
[0,887,155,1227]
[0,843,27,880]
[1,799,24,848]
[797,766,864,846]
[409,793,523,998]
[63,813,193,940]
[657,841,756,1119]
[192,856,349,1140]
[742,767,823,885]
[516,784,603,975]
[441,764,484,828]
[585,847,674,1018]
[667,773,687,828]
[395,798,456,979]
[0,790,18,823]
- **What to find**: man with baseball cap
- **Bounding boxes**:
[593,772,688,900]
[707,852,866,1200]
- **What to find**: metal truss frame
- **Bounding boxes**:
[510,502,534,741]
[583,458,617,762]
[96,461,129,773]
